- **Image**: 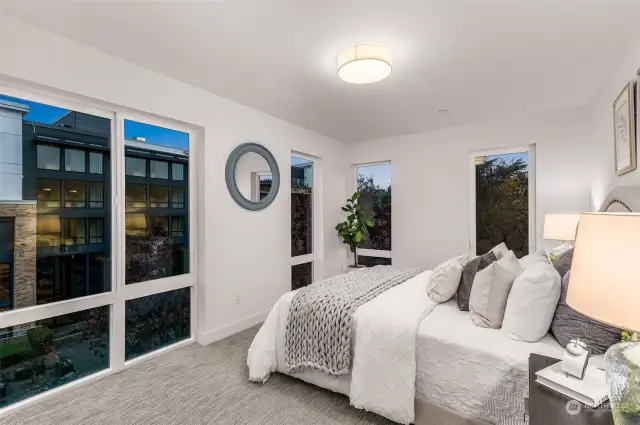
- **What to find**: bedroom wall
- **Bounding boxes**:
[588,32,640,209]
[0,15,350,343]
[349,107,593,270]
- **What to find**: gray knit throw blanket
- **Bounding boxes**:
[284,266,423,376]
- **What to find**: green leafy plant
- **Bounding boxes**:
[335,192,374,267]
[27,327,54,357]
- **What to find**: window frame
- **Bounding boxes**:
[469,145,536,257]
[353,161,392,264]
[0,81,199,415]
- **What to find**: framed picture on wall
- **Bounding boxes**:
[613,80,636,175]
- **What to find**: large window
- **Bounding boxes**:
[472,147,534,258]
[356,162,392,266]
[0,92,195,411]
[290,155,316,289]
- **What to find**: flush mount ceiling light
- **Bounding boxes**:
[338,43,392,84]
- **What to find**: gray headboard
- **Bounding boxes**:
[598,186,640,213]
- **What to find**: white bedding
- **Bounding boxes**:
[247,274,565,425]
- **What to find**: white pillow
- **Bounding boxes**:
[518,249,550,269]
[502,263,561,342]
[426,254,468,303]
[496,250,524,276]
[491,242,509,260]
[470,263,519,328]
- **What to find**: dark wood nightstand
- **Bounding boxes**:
[528,353,614,425]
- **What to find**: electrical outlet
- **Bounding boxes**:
[235,295,241,305]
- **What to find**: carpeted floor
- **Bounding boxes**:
[5,325,394,425]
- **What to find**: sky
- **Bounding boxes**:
[0,94,189,151]
[358,164,392,188]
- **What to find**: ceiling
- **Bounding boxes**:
[2,0,639,143]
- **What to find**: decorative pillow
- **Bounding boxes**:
[552,248,574,279]
[502,263,561,342]
[426,254,469,303]
[550,271,621,355]
[496,250,524,276]
[519,249,550,269]
[470,263,519,328]
[456,251,497,311]
[491,242,509,260]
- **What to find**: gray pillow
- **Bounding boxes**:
[553,248,574,279]
[550,271,621,355]
[457,251,497,311]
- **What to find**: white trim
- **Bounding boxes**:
[196,310,270,346]
[469,145,536,257]
[355,248,392,259]
[290,253,315,266]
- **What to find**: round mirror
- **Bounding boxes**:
[225,143,280,211]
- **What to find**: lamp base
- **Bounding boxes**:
[605,341,640,424]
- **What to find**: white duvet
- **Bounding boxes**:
[247,271,435,424]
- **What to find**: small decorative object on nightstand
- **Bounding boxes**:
[563,339,591,379]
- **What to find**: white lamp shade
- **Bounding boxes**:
[543,213,580,241]
[338,43,392,84]
[567,213,640,333]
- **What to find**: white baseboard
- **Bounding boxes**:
[197,310,270,345]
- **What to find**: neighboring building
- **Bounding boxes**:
[0,101,189,311]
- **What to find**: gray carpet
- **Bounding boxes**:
[5,326,394,424]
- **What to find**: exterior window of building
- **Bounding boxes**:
[37,145,60,170]
[89,182,104,208]
[0,263,10,307]
[126,213,147,238]
[356,162,392,266]
[64,181,86,208]
[125,156,146,177]
[126,183,147,210]
[64,149,86,173]
[89,152,103,174]
[37,216,61,248]
[150,160,169,179]
[149,216,169,236]
[89,219,104,244]
[172,187,185,208]
[64,219,86,246]
[150,186,169,208]
[171,216,184,237]
[172,163,184,180]
[37,179,61,208]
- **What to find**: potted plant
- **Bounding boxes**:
[335,192,374,268]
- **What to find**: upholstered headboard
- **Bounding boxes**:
[598,186,640,213]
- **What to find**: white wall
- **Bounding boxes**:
[0,15,350,343]
[350,107,593,270]
[588,33,640,210]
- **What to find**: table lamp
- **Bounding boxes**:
[543,213,580,255]
[567,212,640,424]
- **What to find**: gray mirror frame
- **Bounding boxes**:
[225,142,280,211]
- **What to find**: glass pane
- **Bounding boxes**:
[475,152,529,257]
[357,256,392,267]
[64,219,86,246]
[0,306,109,409]
[89,219,104,244]
[125,288,190,360]
[124,120,189,285]
[88,252,107,295]
[291,156,313,257]
[171,187,185,208]
[89,152,103,174]
[292,262,313,290]
[0,93,112,311]
[172,163,184,181]
[0,263,10,307]
[357,164,392,251]
[260,175,272,200]
[36,145,60,171]
[150,186,169,208]
[125,157,146,177]
[64,181,86,208]
[36,179,61,208]
[89,182,104,208]
[0,220,14,256]
[64,149,85,173]
[150,160,169,179]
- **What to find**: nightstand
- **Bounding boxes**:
[528,353,614,425]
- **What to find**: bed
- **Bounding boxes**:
[248,270,564,425]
